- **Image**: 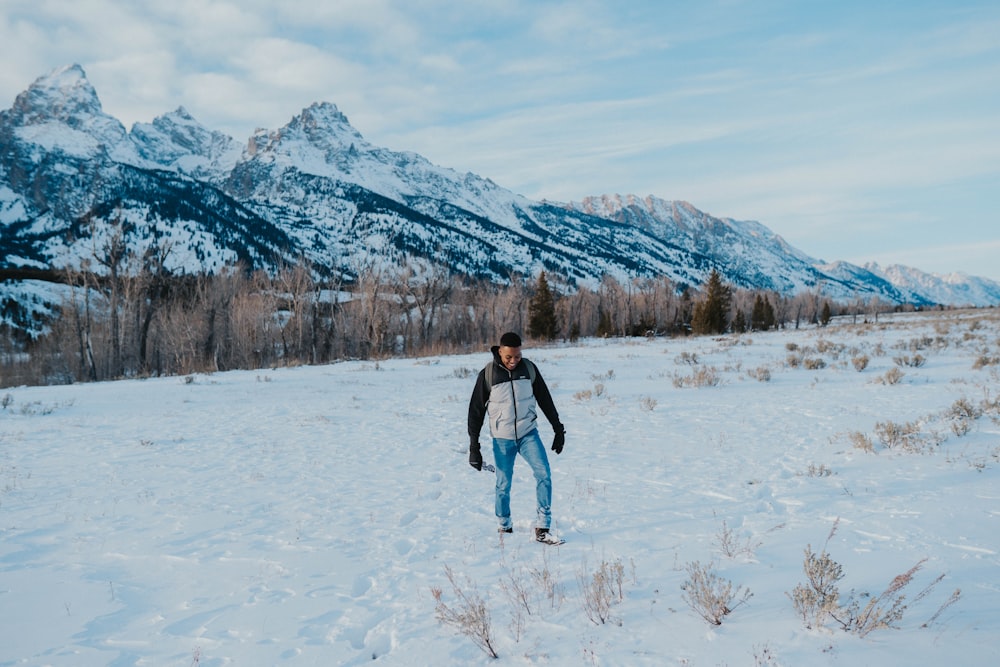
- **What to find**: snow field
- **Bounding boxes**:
[1,310,998,665]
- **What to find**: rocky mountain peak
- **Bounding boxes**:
[246,102,362,156]
[129,106,241,177]
[4,64,127,155]
[9,64,104,126]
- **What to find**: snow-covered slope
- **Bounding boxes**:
[866,263,1000,308]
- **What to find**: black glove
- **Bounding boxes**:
[469,440,483,471]
[551,427,565,455]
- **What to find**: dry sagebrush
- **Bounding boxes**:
[789,522,960,636]
[432,565,499,659]
[577,557,627,625]
[681,560,752,625]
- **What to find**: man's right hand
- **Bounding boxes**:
[469,441,483,471]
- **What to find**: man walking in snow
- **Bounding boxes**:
[468,332,566,544]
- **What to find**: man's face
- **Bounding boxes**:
[498,345,522,371]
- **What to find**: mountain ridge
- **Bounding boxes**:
[2,64,998,316]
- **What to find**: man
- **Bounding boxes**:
[467,331,566,544]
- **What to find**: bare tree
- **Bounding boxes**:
[275,262,316,362]
[400,262,453,351]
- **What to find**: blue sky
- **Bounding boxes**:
[2,0,999,281]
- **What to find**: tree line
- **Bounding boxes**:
[1,253,893,388]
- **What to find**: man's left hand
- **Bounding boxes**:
[551,429,565,454]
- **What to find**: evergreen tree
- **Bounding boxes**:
[751,293,776,331]
[751,294,766,331]
[527,271,558,340]
[820,301,832,327]
[676,287,694,334]
[690,270,731,335]
[764,297,776,330]
[732,310,747,333]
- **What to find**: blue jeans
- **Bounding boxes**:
[493,429,551,530]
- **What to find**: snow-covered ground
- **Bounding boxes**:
[1,310,998,666]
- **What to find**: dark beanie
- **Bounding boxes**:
[499,332,522,348]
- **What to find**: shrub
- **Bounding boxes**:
[578,557,626,625]
[789,545,842,629]
[803,357,827,370]
[716,519,762,559]
[837,561,925,636]
[747,366,771,382]
[847,431,874,453]
[972,354,1000,370]
[790,523,960,636]
[874,420,925,452]
[531,551,565,611]
[806,463,833,477]
[893,354,926,368]
[851,355,869,372]
[947,397,982,437]
[674,351,699,365]
[815,339,835,354]
[980,392,1000,423]
[672,366,722,388]
[500,566,536,617]
[432,565,498,659]
[877,367,905,385]
[499,566,535,642]
[906,335,936,352]
[681,560,751,625]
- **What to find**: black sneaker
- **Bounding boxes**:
[535,528,565,545]
[498,526,513,534]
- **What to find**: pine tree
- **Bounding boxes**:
[528,271,558,340]
[751,294,776,331]
[690,270,731,335]
[751,295,765,331]
[764,297,776,330]
[820,301,832,327]
[732,310,747,333]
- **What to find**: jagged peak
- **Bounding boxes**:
[244,101,366,161]
[4,63,129,158]
[128,105,239,174]
[573,193,704,220]
[285,102,364,144]
[863,261,884,275]
[160,106,196,123]
[11,64,104,125]
[300,101,352,125]
[143,106,226,141]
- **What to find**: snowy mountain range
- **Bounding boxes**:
[3,64,999,312]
